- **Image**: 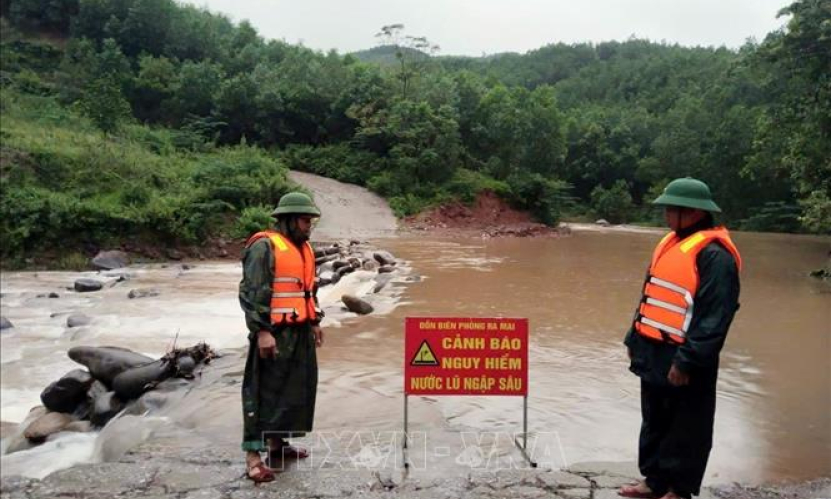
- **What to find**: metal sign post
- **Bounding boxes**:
[513,395,537,467]
[403,394,409,469]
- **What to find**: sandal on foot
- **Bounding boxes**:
[270,443,309,461]
[619,482,657,498]
[246,462,275,483]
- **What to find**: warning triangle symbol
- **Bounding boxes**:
[410,340,439,366]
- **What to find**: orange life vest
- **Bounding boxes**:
[245,231,318,325]
[634,227,742,345]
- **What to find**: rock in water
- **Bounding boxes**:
[40,369,94,414]
[112,359,173,399]
[342,294,374,315]
[337,265,355,277]
[175,355,196,377]
[0,316,13,330]
[91,250,129,270]
[128,288,160,299]
[373,251,396,266]
[595,219,611,227]
[23,412,74,442]
[90,391,124,427]
[68,346,154,386]
[3,407,47,454]
[74,278,103,292]
[66,313,91,328]
[377,265,396,274]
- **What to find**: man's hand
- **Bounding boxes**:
[667,363,690,386]
[312,325,324,348]
[257,330,277,359]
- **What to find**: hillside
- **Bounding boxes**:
[0,0,828,269]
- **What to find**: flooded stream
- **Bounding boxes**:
[1,229,828,484]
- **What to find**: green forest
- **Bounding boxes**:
[0,0,829,266]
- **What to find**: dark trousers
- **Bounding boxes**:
[241,325,318,452]
[639,376,717,498]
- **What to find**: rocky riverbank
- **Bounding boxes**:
[0,238,414,479]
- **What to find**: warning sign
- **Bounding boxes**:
[404,317,528,396]
[410,340,439,366]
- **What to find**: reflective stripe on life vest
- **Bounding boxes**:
[245,231,317,325]
[634,226,741,344]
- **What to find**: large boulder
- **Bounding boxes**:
[112,358,173,399]
[342,295,374,315]
[68,346,155,386]
[74,279,103,292]
[3,407,47,454]
[91,250,129,270]
[66,313,91,328]
[0,316,13,330]
[23,411,74,442]
[40,369,94,414]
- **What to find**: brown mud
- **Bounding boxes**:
[405,191,565,238]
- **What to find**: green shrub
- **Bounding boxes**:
[0,90,296,262]
[505,170,569,225]
[445,168,510,204]
[740,202,802,233]
[233,205,274,239]
[282,144,381,185]
[590,180,635,224]
[388,194,430,217]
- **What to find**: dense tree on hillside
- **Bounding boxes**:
[2,0,829,251]
[748,0,831,232]
[7,0,78,33]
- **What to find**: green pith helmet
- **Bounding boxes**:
[271,191,321,217]
[652,177,722,213]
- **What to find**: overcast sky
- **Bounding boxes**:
[189,0,789,56]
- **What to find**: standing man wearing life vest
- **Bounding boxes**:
[619,178,741,499]
[238,191,324,483]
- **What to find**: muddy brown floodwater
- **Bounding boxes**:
[312,230,830,484]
